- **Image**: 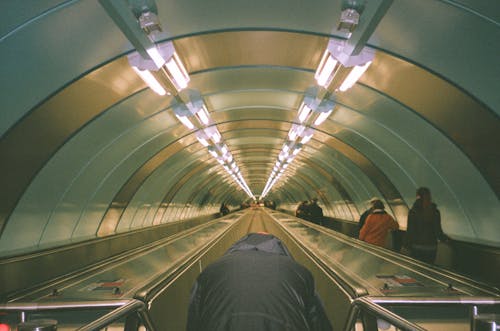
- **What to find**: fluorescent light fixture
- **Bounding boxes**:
[315,49,338,87]
[288,124,305,141]
[146,46,166,68]
[195,132,210,146]
[339,61,372,92]
[208,147,218,158]
[175,114,195,129]
[205,126,221,143]
[132,66,167,95]
[220,144,228,155]
[196,136,209,146]
[196,105,210,125]
[298,103,312,123]
[300,128,314,144]
[292,144,302,155]
[165,52,190,91]
[314,109,333,125]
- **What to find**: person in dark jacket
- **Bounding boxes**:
[220,203,230,216]
[406,187,449,264]
[186,233,332,331]
[295,200,309,219]
[307,198,324,225]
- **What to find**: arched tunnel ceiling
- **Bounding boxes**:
[0,0,499,256]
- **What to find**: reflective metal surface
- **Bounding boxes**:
[0,1,499,265]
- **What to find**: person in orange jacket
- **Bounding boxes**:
[359,200,399,248]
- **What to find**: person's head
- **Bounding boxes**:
[372,200,384,210]
[416,187,432,203]
[225,232,291,257]
[369,197,380,208]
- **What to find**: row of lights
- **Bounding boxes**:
[100,1,254,198]
[171,90,255,198]
[261,8,374,198]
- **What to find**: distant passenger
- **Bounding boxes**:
[220,203,230,216]
[186,233,332,331]
[295,200,309,218]
[359,200,399,248]
[357,197,380,234]
[307,198,324,225]
[406,187,449,264]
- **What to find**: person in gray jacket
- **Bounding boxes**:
[187,232,332,331]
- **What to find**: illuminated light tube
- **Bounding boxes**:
[146,46,166,68]
[297,103,312,123]
[208,147,219,158]
[314,109,333,126]
[292,146,302,156]
[288,124,305,141]
[196,136,209,146]
[132,66,167,96]
[300,130,314,144]
[196,105,210,125]
[175,114,195,129]
[339,61,372,92]
[195,132,210,146]
[220,144,228,155]
[165,52,190,90]
[315,49,338,87]
[205,126,222,143]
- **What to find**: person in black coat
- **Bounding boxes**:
[186,233,332,331]
[307,198,324,225]
[406,187,449,263]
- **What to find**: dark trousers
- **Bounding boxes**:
[410,247,437,264]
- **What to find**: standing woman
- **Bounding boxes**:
[406,187,449,264]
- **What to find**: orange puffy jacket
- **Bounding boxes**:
[359,210,399,247]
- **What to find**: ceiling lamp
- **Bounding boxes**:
[128,41,190,95]
[314,38,374,92]
[99,0,189,95]
[171,89,211,130]
[298,86,336,126]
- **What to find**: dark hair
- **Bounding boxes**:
[416,187,431,198]
[373,200,384,209]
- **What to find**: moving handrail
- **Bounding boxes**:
[0,299,155,330]
[343,296,500,331]
[343,296,427,331]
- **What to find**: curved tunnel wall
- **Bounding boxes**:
[0,1,499,257]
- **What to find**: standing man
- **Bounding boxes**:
[308,198,324,225]
[406,187,449,264]
[187,233,332,331]
[357,197,379,235]
[359,200,399,248]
